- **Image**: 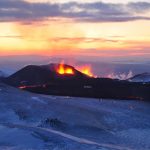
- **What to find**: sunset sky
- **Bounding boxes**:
[0,0,150,60]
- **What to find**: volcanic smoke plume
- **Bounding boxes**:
[107,71,133,80]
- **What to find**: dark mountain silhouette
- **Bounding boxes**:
[4,64,88,87]
[128,72,150,82]
[3,64,150,101]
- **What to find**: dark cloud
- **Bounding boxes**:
[0,0,150,22]
[128,2,150,12]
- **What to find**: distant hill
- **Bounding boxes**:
[4,64,88,87]
[0,70,7,78]
[128,72,150,82]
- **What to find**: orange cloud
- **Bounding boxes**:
[0,20,150,59]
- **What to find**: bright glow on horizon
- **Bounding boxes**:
[0,0,150,59]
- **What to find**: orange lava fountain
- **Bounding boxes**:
[57,61,95,77]
[57,63,74,75]
[77,66,94,77]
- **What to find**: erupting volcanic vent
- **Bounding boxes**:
[77,66,94,77]
[3,63,150,101]
[57,63,74,75]
[4,63,92,87]
[56,62,94,77]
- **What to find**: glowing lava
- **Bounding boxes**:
[57,63,74,75]
[78,66,94,77]
[57,61,95,77]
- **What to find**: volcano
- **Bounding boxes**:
[3,63,150,101]
[4,63,89,87]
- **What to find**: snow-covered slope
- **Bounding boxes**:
[128,72,150,82]
[0,82,150,150]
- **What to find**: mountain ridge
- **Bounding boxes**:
[4,63,89,87]
[128,72,150,82]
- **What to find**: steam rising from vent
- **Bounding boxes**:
[107,70,133,80]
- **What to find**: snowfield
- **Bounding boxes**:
[0,82,150,150]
